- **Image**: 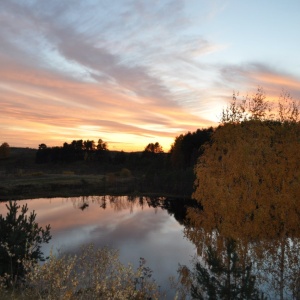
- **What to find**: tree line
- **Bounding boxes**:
[36,139,109,163]
[1,129,214,196]
[34,130,214,170]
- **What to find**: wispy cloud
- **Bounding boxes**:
[0,0,299,150]
[219,63,300,99]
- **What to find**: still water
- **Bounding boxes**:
[1,195,299,299]
[0,196,196,297]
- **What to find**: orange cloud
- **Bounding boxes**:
[253,72,300,91]
[0,59,215,151]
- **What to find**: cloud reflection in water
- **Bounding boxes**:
[4,196,195,295]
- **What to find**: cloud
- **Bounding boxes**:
[3,1,298,150]
[219,63,300,99]
[0,1,218,150]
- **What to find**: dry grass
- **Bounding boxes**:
[0,174,106,200]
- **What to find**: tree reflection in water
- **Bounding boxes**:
[62,195,300,299]
[183,205,300,300]
[190,238,266,299]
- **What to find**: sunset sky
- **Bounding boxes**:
[1,0,300,151]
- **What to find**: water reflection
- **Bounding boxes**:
[2,195,298,299]
[0,196,195,298]
[184,204,300,299]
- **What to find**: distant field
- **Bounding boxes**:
[0,173,104,200]
[0,147,192,200]
[0,148,135,200]
[0,172,139,200]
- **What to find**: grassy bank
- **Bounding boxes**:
[0,171,193,201]
[0,147,194,200]
[0,173,101,200]
[0,173,139,200]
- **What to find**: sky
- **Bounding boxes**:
[1,0,300,151]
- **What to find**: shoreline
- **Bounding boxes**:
[0,173,190,201]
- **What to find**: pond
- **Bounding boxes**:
[0,195,196,298]
[1,195,300,299]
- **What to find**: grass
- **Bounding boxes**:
[0,147,193,200]
[0,173,107,200]
[2,174,106,192]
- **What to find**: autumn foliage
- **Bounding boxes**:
[191,88,300,240]
[192,120,300,240]
[185,89,300,299]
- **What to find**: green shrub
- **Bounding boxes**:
[0,201,51,286]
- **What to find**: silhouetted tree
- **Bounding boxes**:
[97,139,108,151]
[0,142,10,159]
[170,128,213,168]
[0,201,51,285]
[278,90,299,123]
[84,140,95,151]
[144,142,163,154]
[61,142,76,162]
[38,143,47,150]
[72,139,83,151]
[170,134,185,168]
[36,144,51,163]
[221,87,299,124]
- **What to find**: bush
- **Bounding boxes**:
[120,168,132,178]
[1,244,162,299]
[0,143,10,159]
[0,201,51,286]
